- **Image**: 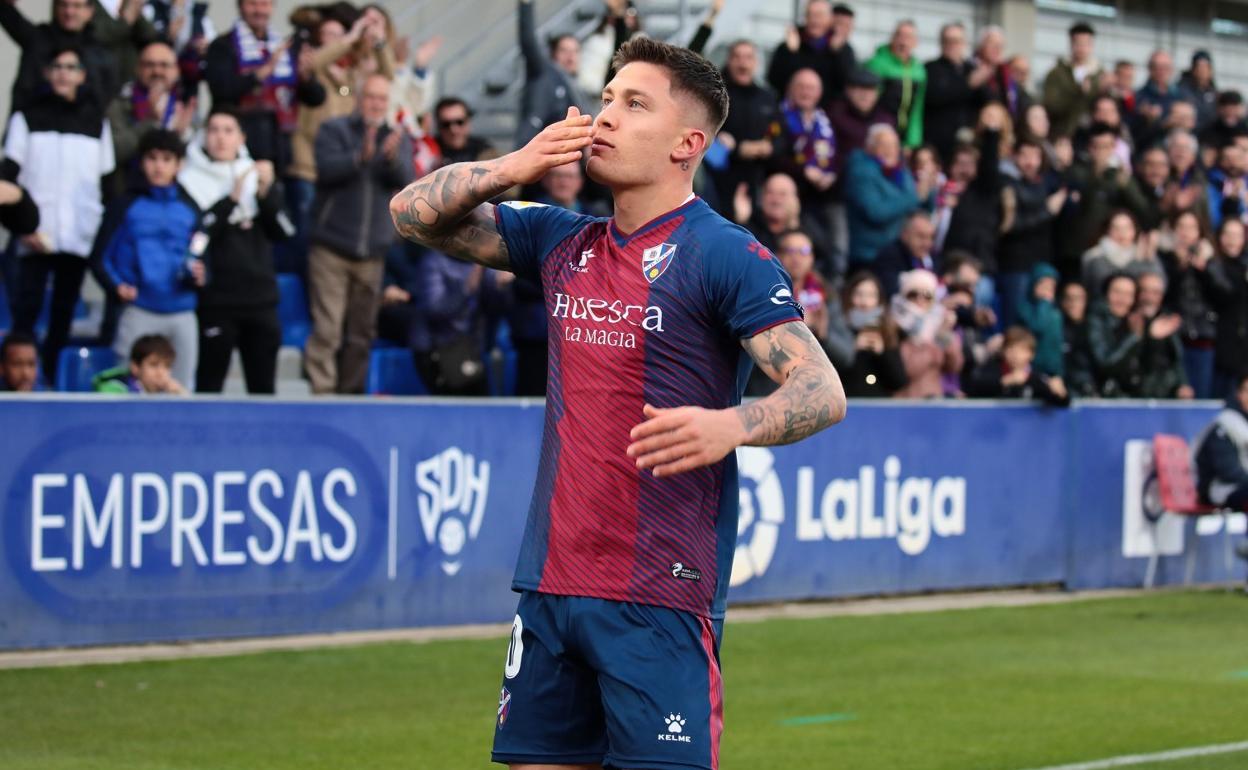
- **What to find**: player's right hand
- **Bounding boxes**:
[500,106,593,187]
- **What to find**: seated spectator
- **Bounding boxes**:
[0,332,40,392]
[434,97,495,167]
[0,0,118,113]
[96,129,203,391]
[0,179,40,237]
[866,20,925,148]
[1017,263,1065,379]
[1207,140,1248,230]
[735,172,834,278]
[829,271,908,397]
[966,327,1070,406]
[712,39,779,219]
[206,0,327,177]
[1205,218,1248,399]
[872,210,935,298]
[1193,372,1248,514]
[1199,90,1247,152]
[1042,22,1108,139]
[3,45,115,386]
[1133,269,1191,399]
[999,139,1066,325]
[1081,210,1159,297]
[776,68,837,216]
[179,107,291,394]
[766,0,855,106]
[107,40,196,195]
[844,124,919,270]
[514,0,593,147]
[1128,146,1169,231]
[1086,272,1141,397]
[941,250,997,334]
[1158,210,1218,398]
[1178,50,1217,132]
[412,251,496,396]
[1061,281,1096,396]
[306,74,413,395]
[890,269,962,398]
[1162,129,1208,224]
[93,333,187,394]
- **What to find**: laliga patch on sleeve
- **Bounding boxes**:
[500,200,549,209]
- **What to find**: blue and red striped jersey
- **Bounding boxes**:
[495,196,802,619]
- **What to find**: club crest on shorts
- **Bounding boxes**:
[641,242,677,283]
[498,686,512,727]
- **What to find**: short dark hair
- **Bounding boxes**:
[1217,90,1244,107]
[548,33,577,58]
[129,335,176,366]
[1102,271,1136,297]
[138,128,185,159]
[1069,22,1096,37]
[611,36,729,134]
[46,44,83,65]
[1015,137,1045,155]
[1237,370,1248,391]
[1087,121,1117,141]
[832,3,855,17]
[434,97,472,120]
[0,331,38,362]
[206,106,243,130]
[943,249,982,277]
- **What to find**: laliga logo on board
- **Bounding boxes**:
[731,447,785,587]
[414,447,490,576]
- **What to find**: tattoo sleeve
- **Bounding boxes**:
[389,160,514,270]
[736,321,847,446]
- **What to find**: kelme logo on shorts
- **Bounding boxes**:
[669,562,701,581]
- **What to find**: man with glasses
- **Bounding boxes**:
[0,0,122,111]
[107,40,195,191]
[434,97,493,167]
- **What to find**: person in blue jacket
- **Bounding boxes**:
[843,122,919,270]
[92,128,205,391]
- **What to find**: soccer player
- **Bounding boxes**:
[391,37,845,770]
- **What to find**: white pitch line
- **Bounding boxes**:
[1020,740,1248,770]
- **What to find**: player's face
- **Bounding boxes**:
[590,62,704,189]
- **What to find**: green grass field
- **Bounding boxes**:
[2,590,1247,770]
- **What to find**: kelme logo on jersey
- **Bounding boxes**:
[414,447,490,576]
[641,242,677,283]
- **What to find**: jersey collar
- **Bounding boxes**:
[609,193,699,247]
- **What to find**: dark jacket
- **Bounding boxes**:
[943,129,1004,273]
[93,183,202,314]
[745,209,835,280]
[966,354,1070,406]
[1136,316,1188,398]
[1194,402,1248,506]
[1064,316,1096,396]
[1059,162,1151,266]
[1159,248,1218,342]
[411,250,487,352]
[766,28,855,105]
[0,1,117,113]
[1204,254,1248,377]
[923,57,976,163]
[1177,71,1217,132]
[196,185,289,311]
[841,345,908,398]
[1086,301,1142,397]
[439,135,494,167]
[311,114,414,260]
[714,77,780,204]
[0,184,39,236]
[872,239,935,299]
[827,98,894,194]
[1000,171,1058,274]
[843,149,919,267]
[515,0,594,148]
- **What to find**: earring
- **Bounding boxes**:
[680,160,690,171]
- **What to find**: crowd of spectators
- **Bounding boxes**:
[0,0,1246,405]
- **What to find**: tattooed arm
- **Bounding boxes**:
[627,321,845,477]
[389,106,593,269]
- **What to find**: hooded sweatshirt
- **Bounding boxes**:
[865,44,926,148]
[1018,263,1065,377]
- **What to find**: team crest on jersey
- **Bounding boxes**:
[641,242,678,283]
[498,687,512,727]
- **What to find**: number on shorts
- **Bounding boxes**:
[504,614,524,679]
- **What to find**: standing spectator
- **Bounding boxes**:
[766,0,855,106]
[3,46,115,385]
[1158,210,1218,398]
[866,20,925,149]
[1133,51,1179,145]
[1199,91,1247,153]
[435,97,495,166]
[1005,55,1036,117]
[872,210,935,299]
[1108,60,1135,116]
[1076,95,1133,172]
[1128,146,1170,232]
[1042,22,1108,139]
[179,107,291,394]
[91,0,159,94]
[844,124,920,270]
[827,67,891,260]
[515,0,593,147]
[206,0,326,178]
[1017,262,1064,378]
[891,268,962,398]
[1086,272,1143,397]
[305,74,413,395]
[1206,141,1248,230]
[1162,129,1208,224]
[923,22,987,164]
[776,69,836,220]
[388,34,441,142]
[1205,218,1248,399]
[577,0,638,96]
[1193,372,1248,514]
[1081,210,1160,297]
[107,40,196,195]
[1061,280,1095,396]
[734,172,834,277]
[0,332,39,392]
[966,327,1069,405]
[831,271,908,397]
[534,162,593,213]
[973,27,1018,117]
[713,40,779,218]
[1177,50,1217,133]
[1133,269,1191,399]
[0,0,118,113]
[96,129,203,391]
[943,118,1005,280]
[1061,122,1150,274]
[1000,139,1066,324]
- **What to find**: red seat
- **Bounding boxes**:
[1153,434,1217,516]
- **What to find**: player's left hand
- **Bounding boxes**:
[627,403,745,478]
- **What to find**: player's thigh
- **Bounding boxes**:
[579,600,724,770]
[492,593,609,766]
[508,764,602,770]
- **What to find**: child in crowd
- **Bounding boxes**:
[94,129,205,391]
[94,334,187,394]
[968,327,1071,406]
[1018,263,1065,378]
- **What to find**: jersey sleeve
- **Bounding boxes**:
[704,229,805,338]
[493,201,594,281]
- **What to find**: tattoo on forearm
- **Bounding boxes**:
[737,322,845,446]
[390,162,512,269]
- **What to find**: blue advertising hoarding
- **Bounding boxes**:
[0,397,1242,650]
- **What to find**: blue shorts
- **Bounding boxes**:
[491,591,724,770]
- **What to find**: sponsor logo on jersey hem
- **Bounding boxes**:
[670,562,702,581]
[642,242,677,283]
[659,713,690,742]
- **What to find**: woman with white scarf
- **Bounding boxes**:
[1080,210,1160,298]
[890,269,964,398]
[178,106,292,394]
